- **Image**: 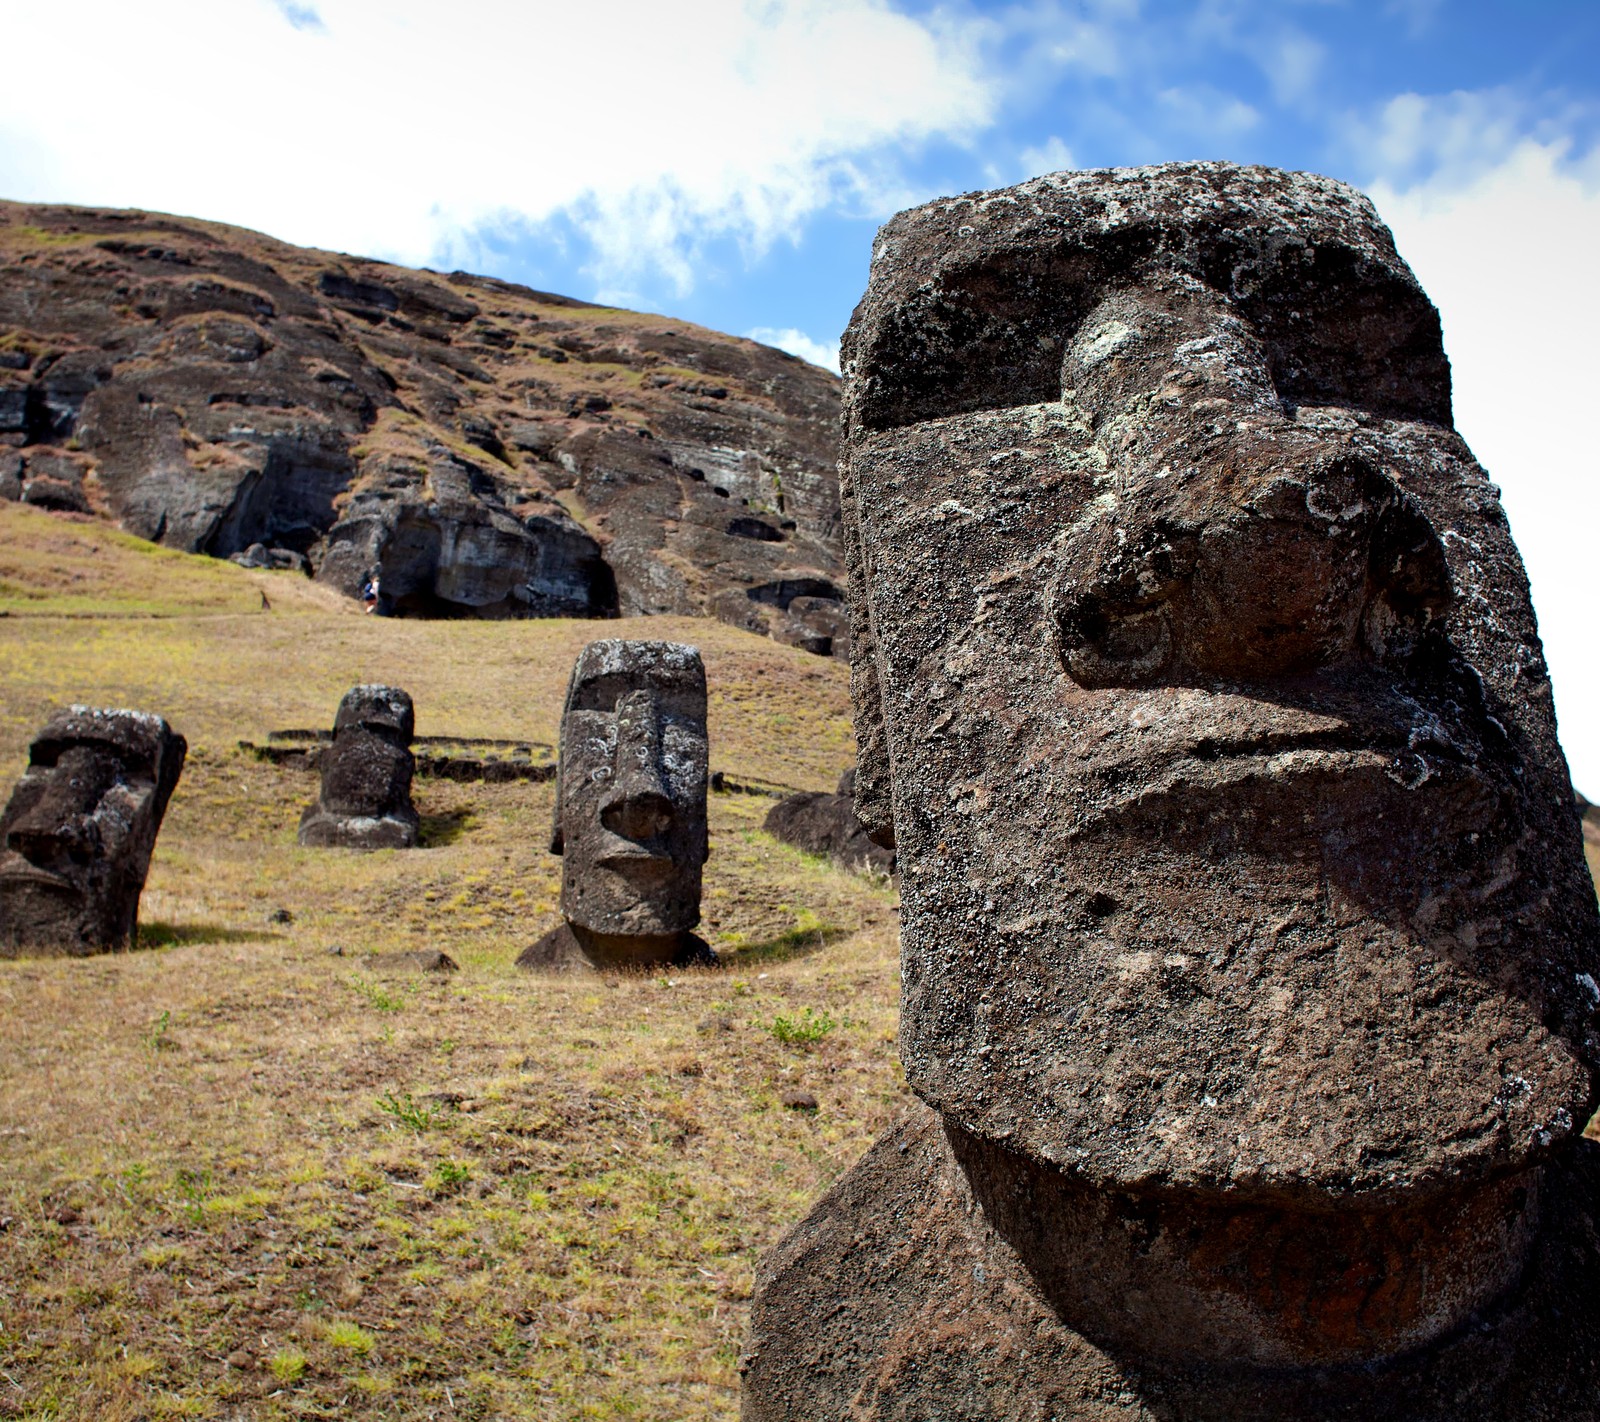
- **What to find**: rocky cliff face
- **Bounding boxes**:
[0,202,845,651]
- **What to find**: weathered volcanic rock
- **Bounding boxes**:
[538,639,712,970]
[298,686,419,850]
[0,706,186,955]
[0,447,95,512]
[745,1103,1600,1421]
[745,162,1600,1417]
[762,769,893,875]
[515,920,714,974]
[0,202,845,650]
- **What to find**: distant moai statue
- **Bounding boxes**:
[298,686,419,849]
[519,640,711,971]
[0,706,186,955]
[743,163,1600,1418]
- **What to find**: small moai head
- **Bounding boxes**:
[0,706,186,955]
[298,685,418,850]
[552,640,708,940]
[322,685,415,819]
[841,162,1600,1208]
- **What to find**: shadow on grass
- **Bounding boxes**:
[722,922,852,967]
[418,808,476,848]
[138,922,282,950]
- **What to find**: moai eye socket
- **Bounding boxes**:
[569,673,705,722]
[1223,241,1453,423]
[852,236,1154,430]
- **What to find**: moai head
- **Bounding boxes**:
[298,685,418,849]
[0,706,186,955]
[552,641,709,945]
[841,163,1600,1210]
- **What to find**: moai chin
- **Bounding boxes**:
[298,686,419,850]
[522,639,711,972]
[0,706,186,956]
[743,162,1600,1418]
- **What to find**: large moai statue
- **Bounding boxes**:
[519,640,711,971]
[743,163,1600,1418]
[0,706,186,955]
[298,686,419,849]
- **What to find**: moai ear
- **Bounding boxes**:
[549,804,564,856]
[840,446,895,850]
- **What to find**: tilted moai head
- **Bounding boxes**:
[0,706,186,955]
[298,686,419,850]
[839,162,1600,1366]
[551,641,709,962]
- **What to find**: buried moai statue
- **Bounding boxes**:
[743,162,1600,1418]
[0,706,186,956]
[298,686,419,849]
[518,640,712,972]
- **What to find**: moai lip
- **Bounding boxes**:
[298,685,419,850]
[841,161,1599,1202]
[0,706,186,955]
[545,639,709,969]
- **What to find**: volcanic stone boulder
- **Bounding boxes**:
[298,686,419,850]
[518,640,711,971]
[0,706,186,955]
[743,162,1600,1418]
[762,769,893,876]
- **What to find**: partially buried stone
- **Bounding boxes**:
[743,161,1600,1418]
[297,686,418,849]
[762,768,894,876]
[0,706,186,956]
[517,639,713,972]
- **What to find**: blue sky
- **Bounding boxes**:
[2,0,1598,789]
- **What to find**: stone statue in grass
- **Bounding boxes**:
[519,639,712,972]
[0,706,186,955]
[298,685,419,850]
[742,161,1600,1419]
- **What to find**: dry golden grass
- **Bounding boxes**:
[0,514,899,1420]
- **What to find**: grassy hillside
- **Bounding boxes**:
[3,505,1595,1421]
[0,507,899,1420]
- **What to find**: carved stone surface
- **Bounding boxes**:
[0,706,186,955]
[297,686,419,850]
[746,1104,1600,1420]
[744,161,1600,1417]
[537,639,710,970]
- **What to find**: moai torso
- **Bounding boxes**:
[0,706,186,955]
[744,162,1600,1419]
[298,686,418,850]
[522,640,710,971]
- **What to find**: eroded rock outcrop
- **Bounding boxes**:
[0,706,186,955]
[762,769,893,876]
[518,640,712,971]
[298,686,419,850]
[743,162,1600,1418]
[0,202,845,647]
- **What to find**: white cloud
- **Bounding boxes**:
[1369,135,1600,792]
[0,0,994,293]
[1155,85,1259,139]
[745,326,842,373]
[1259,31,1325,110]
[1018,135,1077,180]
[1382,0,1443,39]
[1349,88,1548,189]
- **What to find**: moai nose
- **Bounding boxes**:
[1054,460,1453,686]
[600,690,676,843]
[8,817,96,865]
